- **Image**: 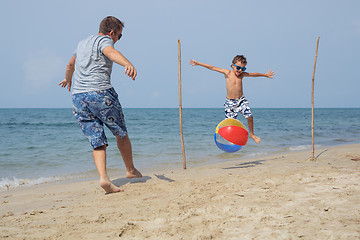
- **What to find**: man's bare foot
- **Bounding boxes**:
[250,134,261,144]
[100,178,123,194]
[126,168,142,178]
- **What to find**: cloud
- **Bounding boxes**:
[23,49,64,92]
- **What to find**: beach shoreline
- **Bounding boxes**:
[1,143,359,239]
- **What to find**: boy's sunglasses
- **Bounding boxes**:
[233,63,246,71]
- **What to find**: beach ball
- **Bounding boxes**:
[214,118,249,153]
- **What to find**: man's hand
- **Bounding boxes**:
[59,79,72,92]
[125,64,137,80]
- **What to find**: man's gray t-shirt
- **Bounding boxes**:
[72,35,114,94]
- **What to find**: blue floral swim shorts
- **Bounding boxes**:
[72,88,127,149]
[224,96,253,119]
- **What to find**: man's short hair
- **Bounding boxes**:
[99,16,124,35]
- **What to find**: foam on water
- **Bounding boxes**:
[0,176,63,190]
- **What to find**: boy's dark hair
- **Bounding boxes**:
[232,55,247,65]
[99,16,124,35]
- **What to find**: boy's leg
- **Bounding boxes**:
[92,145,123,193]
[247,116,261,144]
[224,98,239,119]
[237,96,261,144]
[116,134,142,178]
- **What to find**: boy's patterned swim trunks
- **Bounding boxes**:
[72,88,127,149]
[224,96,253,119]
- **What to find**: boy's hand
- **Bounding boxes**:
[189,59,198,66]
[266,70,275,79]
[59,79,71,92]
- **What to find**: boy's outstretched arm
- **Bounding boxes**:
[190,59,229,75]
[243,70,275,79]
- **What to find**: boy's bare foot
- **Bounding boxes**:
[250,134,261,144]
[126,168,143,178]
[100,178,123,194]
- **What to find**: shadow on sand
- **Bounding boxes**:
[112,176,152,187]
[112,174,176,187]
[222,160,265,170]
[154,174,175,182]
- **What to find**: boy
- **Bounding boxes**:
[59,16,142,194]
[190,55,275,144]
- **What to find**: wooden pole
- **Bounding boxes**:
[178,39,186,169]
[311,36,320,161]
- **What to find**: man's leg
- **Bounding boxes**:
[93,145,123,193]
[116,134,142,178]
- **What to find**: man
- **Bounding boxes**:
[59,16,142,194]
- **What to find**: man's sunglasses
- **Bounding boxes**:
[233,63,246,71]
[118,33,122,40]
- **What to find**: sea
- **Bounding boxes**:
[0,108,359,190]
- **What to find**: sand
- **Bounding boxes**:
[1,144,359,240]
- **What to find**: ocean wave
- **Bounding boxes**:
[288,145,311,151]
[246,152,268,158]
[288,144,323,151]
[334,138,352,142]
[0,176,63,190]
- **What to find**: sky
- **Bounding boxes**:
[1,0,360,108]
